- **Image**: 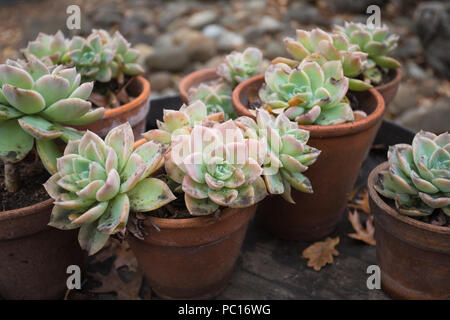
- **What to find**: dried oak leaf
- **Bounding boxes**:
[348,188,370,214]
[113,241,138,272]
[347,210,376,246]
[90,267,144,300]
[302,237,339,271]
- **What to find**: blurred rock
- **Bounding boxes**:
[120,9,153,36]
[158,2,190,30]
[397,97,450,134]
[392,36,422,59]
[320,0,387,14]
[187,10,218,29]
[389,83,419,116]
[174,28,217,62]
[134,43,153,67]
[149,72,173,92]
[129,26,158,45]
[92,3,123,27]
[146,43,189,72]
[405,62,428,80]
[203,24,227,40]
[283,4,328,26]
[415,2,450,78]
[217,31,245,52]
[263,40,288,60]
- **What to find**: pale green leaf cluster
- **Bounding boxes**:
[0,57,102,173]
[334,22,400,85]
[259,60,354,125]
[236,109,320,202]
[375,131,450,217]
[44,123,175,255]
[23,29,144,83]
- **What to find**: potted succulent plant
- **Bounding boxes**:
[0,57,100,299]
[179,47,264,119]
[233,30,385,241]
[274,26,401,104]
[23,30,150,137]
[129,101,267,299]
[333,22,402,105]
[368,130,449,299]
[46,101,313,299]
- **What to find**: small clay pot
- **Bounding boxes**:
[128,204,256,299]
[232,75,385,241]
[375,68,402,106]
[0,199,84,299]
[368,162,450,300]
[73,76,151,138]
[179,68,219,105]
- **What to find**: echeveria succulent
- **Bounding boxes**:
[236,109,320,202]
[112,31,145,79]
[23,30,68,65]
[334,22,400,84]
[188,80,236,119]
[142,100,224,145]
[44,123,175,255]
[375,131,450,217]
[163,121,267,216]
[0,57,103,191]
[217,47,264,87]
[66,30,118,83]
[259,60,353,125]
[280,28,370,91]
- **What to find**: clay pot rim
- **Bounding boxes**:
[178,68,218,104]
[146,206,252,229]
[232,74,385,138]
[0,198,53,222]
[102,75,151,118]
[368,162,450,235]
[374,67,402,93]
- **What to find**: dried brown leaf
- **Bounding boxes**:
[90,268,144,300]
[302,237,339,271]
[113,241,138,272]
[347,210,376,246]
[348,188,370,214]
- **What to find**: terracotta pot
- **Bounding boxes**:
[368,162,450,300]
[128,204,257,299]
[232,75,385,241]
[179,68,218,105]
[375,68,401,106]
[73,76,151,138]
[0,199,84,299]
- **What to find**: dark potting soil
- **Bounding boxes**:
[0,153,50,211]
[384,197,449,228]
[89,76,137,110]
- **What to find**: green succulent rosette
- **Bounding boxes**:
[259,60,353,125]
[375,131,450,217]
[0,57,103,174]
[236,109,320,202]
[280,28,371,91]
[217,47,264,87]
[44,123,175,255]
[163,120,267,216]
[142,100,224,145]
[334,22,400,85]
